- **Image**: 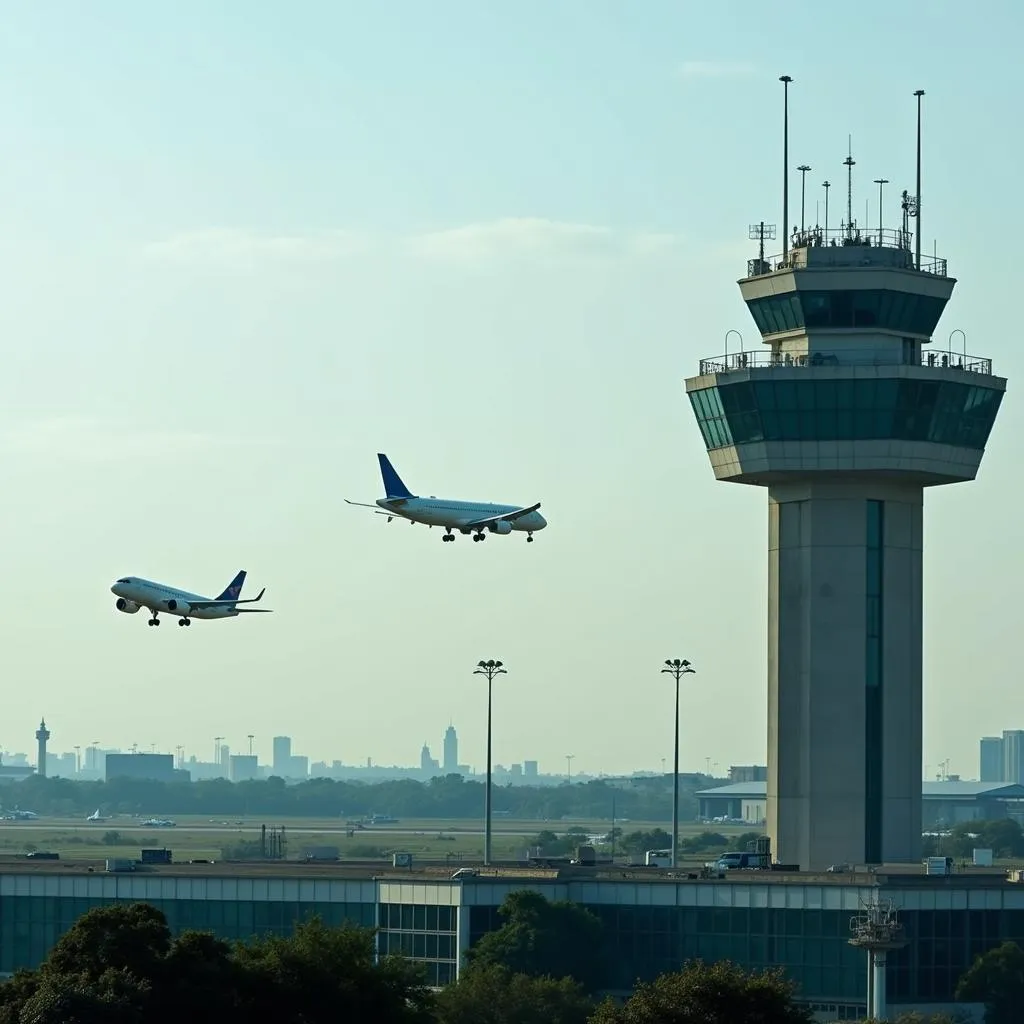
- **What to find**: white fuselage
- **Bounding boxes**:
[110,577,238,620]
[376,497,547,534]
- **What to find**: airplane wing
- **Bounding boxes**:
[464,502,542,529]
[187,587,268,611]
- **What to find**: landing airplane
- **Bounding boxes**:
[110,570,273,627]
[85,809,108,822]
[346,453,546,544]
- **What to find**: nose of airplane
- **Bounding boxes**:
[536,514,548,529]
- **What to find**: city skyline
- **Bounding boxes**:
[0,3,1018,776]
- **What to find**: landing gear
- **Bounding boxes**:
[443,529,455,543]
[527,534,535,543]
[147,615,160,627]
[473,532,486,542]
[178,618,191,627]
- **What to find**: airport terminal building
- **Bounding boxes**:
[0,857,1015,1021]
[698,781,1024,830]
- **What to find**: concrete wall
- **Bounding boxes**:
[767,480,923,870]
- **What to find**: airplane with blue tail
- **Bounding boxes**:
[110,570,272,627]
[346,453,546,544]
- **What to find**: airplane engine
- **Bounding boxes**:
[489,520,513,535]
[115,598,141,614]
[164,599,191,615]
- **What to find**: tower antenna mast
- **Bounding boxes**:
[844,136,855,239]
[915,89,925,270]
[780,76,793,256]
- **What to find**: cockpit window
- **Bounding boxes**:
[116,578,131,584]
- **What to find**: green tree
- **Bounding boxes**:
[465,891,606,993]
[619,829,671,857]
[14,967,149,1024]
[232,916,435,1022]
[435,963,593,1024]
[42,903,171,983]
[955,939,1024,1024]
[0,904,435,1024]
[588,959,812,1024]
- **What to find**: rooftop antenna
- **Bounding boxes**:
[780,75,793,255]
[822,180,831,237]
[749,221,777,266]
[914,89,925,270]
[843,137,855,238]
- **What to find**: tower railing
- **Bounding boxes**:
[746,226,948,279]
[698,348,993,377]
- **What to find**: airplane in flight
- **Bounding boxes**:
[110,570,272,627]
[346,453,546,544]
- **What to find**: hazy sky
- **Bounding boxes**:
[3,1,1021,780]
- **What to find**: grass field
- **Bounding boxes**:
[0,817,754,864]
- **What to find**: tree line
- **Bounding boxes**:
[7,772,715,822]
[0,889,983,1023]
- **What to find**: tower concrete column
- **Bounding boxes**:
[768,479,922,869]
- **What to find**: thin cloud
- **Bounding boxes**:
[406,218,684,264]
[676,60,756,79]
[144,228,370,271]
[144,221,689,271]
[0,417,279,463]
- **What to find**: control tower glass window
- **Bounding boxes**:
[689,379,1003,451]
[746,290,948,336]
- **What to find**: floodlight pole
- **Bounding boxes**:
[661,659,696,868]
[473,659,507,865]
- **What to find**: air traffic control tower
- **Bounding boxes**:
[684,88,1006,871]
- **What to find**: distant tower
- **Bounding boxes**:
[685,90,1006,870]
[420,743,434,773]
[443,724,458,773]
[35,719,50,778]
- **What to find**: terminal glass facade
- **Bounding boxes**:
[689,378,1003,451]
[0,893,374,974]
[746,290,948,337]
[377,902,458,986]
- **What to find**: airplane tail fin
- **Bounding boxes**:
[377,453,415,499]
[216,570,247,602]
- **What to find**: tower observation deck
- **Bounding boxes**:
[684,87,1006,871]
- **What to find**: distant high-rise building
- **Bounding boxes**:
[272,736,291,775]
[980,737,1004,782]
[420,744,439,774]
[46,752,76,778]
[729,765,768,783]
[443,725,458,773]
[524,760,538,779]
[229,754,259,783]
[35,719,50,778]
[105,753,175,783]
[1004,731,1024,785]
